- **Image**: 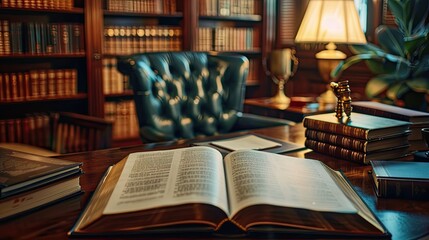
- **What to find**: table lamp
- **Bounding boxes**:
[295,0,367,104]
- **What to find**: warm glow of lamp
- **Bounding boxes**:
[295,0,367,104]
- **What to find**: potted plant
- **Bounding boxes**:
[331,0,429,110]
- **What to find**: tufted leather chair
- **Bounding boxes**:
[117,52,294,143]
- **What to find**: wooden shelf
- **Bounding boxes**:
[0,7,84,14]
[0,94,88,105]
[199,14,262,22]
[103,11,183,18]
[0,53,86,59]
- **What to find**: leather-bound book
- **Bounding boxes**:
[370,160,429,199]
[303,112,410,140]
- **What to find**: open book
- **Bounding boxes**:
[69,146,389,238]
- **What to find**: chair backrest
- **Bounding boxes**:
[117,52,249,142]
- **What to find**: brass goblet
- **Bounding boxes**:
[264,48,298,106]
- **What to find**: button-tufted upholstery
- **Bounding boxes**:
[117,52,293,143]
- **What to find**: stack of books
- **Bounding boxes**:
[352,101,429,151]
[303,112,412,164]
[0,148,83,220]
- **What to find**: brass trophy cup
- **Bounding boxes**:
[264,48,298,106]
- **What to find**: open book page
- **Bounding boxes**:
[103,146,229,215]
[211,135,282,151]
[223,150,357,217]
[327,169,384,232]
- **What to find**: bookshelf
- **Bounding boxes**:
[0,0,90,145]
[0,0,276,147]
[197,0,275,96]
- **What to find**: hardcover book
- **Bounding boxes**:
[69,146,389,238]
[305,129,410,153]
[370,160,429,199]
[303,112,410,140]
[0,148,83,219]
[352,101,429,124]
[352,101,429,149]
[305,139,410,164]
[0,147,82,198]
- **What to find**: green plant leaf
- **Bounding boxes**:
[412,55,429,76]
[349,43,384,54]
[367,52,410,76]
[376,26,405,57]
[406,77,429,92]
[386,81,409,100]
[410,0,429,34]
[388,0,407,34]
[330,53,383,79]
[365,75,398,98]
[404,34,427,55]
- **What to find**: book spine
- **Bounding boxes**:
[303,118,369,140]
[353,104,410,122]
[305,129,367,152]
[2,20,11,55]
[305,139,365,163]
[377,178,429,199]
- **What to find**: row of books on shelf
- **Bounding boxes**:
[0,20,84,55]
[0,69,78,102]
[196,27,256,52]
[0,113,51,149]
[104,26,182,55]
[0,147,82,220]
[102,58,130,95]
[246,58,259,85]
[199,0,257,16]
[104,100,139,140]
[0,112,104,154]
[0,0,75,9]
[106,0,177,14]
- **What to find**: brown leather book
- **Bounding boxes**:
[305,128,410,153]
[305,138,410,164]
[303,112,410,140]
[69,146,390,238]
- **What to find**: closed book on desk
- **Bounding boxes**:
[303,113,410,140]
[0,174,82,220]
[305,129,410,153]
[370,160,429,199]
[352,101,429,124]
[69,146,390,239]
[0,148,82,198]
[305,139,410,164]
[352,101,429,149]
[0,148,83,220]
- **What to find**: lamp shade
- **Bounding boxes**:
[295,0,367,44]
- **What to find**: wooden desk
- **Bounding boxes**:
[1,124,429,240]
[244,97,334,122]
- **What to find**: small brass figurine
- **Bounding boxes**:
[330,80,352,119]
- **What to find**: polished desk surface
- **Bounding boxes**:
[2,124,429,240]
